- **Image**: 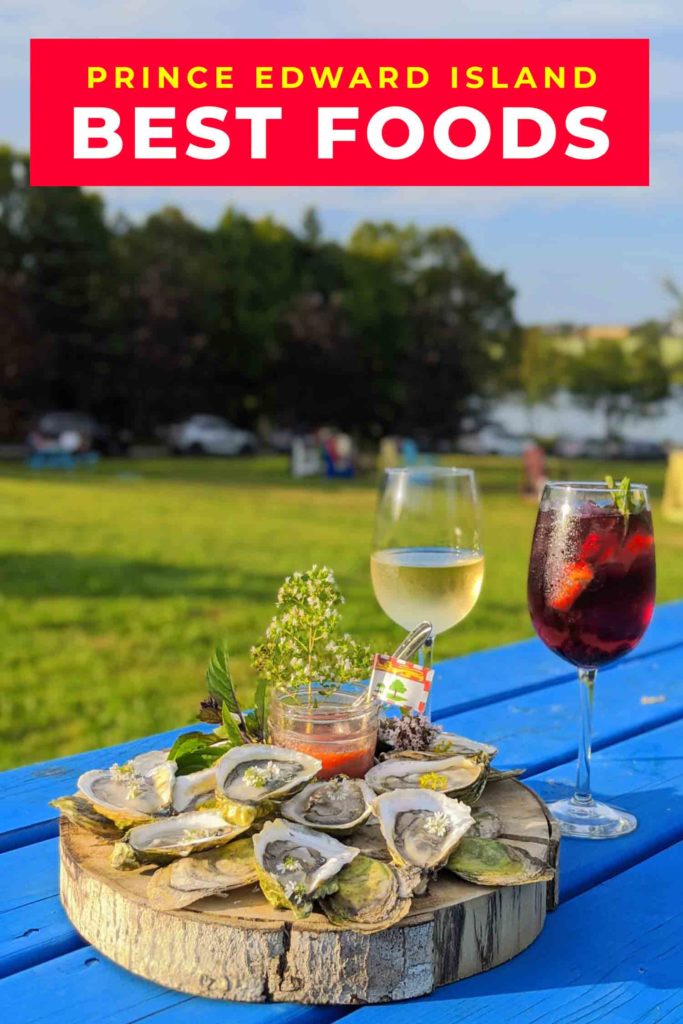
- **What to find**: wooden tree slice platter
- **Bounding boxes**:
[59,780,559,1004]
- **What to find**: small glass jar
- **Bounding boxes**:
[269,683,379,780]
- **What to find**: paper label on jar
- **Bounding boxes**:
[371,654,434,714]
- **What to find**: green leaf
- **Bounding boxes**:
[243,708,262,740]
[605,475,637,528]
[167,729,235,776]
[206,642,246,730]
[219,702,245,747]
[168,731,213,763]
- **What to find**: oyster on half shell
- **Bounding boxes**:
[78,750,176,828]
[319,854,412,933]
[446,837,554,887]
[427,732,498,759]
[172,766,217,813]
[111,810,248,869]
[147,837,258,910]
[367,752,490,805]
[253,818,358,917]
[373,788,474,870]
[281,776,375,836]
[50,795,126,840]
[214,744,321,826]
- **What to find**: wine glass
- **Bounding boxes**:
[371,466,484,718]
[528,481,655,839]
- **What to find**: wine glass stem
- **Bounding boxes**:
[419,636,435,721]
[574,668,596,804]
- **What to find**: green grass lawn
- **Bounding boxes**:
[1,455,681,770]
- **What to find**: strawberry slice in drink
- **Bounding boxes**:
[580,527,619,564]
[549,561,594,612]
[617,528,654,572]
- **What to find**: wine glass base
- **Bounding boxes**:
[548,796,637,839]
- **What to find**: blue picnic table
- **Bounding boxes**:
[2,601,683,1023]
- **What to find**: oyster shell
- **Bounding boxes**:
[281,776,375,836]
[367,752,490,805]
[111,810,248,869]
[428,732,498,759]
[78,751,176,828]
[319,854,412,933]
[147,837,258,910]
[373,789,474,870]
[172,766,217,813]
[446,837,554,887]
[253,818,358,917]
[487,767,525,783]
[50,795,126,839]
[214,744,321,826]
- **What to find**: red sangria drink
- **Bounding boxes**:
[528,502,655,668]
[527,480,655,839]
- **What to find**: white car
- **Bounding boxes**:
[458,425,531,457]
[168,415,257,456]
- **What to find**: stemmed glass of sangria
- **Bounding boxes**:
[527,480,655,838]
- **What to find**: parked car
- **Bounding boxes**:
[167,415,257,456]
[28,411,131,456]
[457,425,531,457]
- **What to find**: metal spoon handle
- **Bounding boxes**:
[392,621,433,662]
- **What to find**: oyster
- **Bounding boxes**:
[78,751,176,828]
[367,752,490,805]
[488,767,525,783]
[147,837,258,910]
[469,806,502,839]
[446,837,554,887]
[428,732,498,759]
[172,766,217,813]
[319,854,412,933]
[253,818,358,918]
[373,789,474,870]
[50,795,126,839]
[281,776,375,836]
[214,744,321,826]
[111,810,248,869]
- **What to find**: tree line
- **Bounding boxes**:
[0,147,520,441]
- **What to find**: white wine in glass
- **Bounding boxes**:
[371,467,484,717]
[370,547,484,635]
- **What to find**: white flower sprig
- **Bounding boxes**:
[250,565,372,703]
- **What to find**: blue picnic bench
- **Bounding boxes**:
[2,601,682,1022]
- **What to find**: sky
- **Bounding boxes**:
[2,0,683,324]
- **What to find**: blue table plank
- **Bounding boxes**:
[431,599,683,719]
[530,716,683,901]
[0,944,345,1024]
[0,841,85,978]
[435,642,683,777]
[3,602,683,854]
[344,841,683,1024]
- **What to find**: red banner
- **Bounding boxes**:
[30,38,649,186]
